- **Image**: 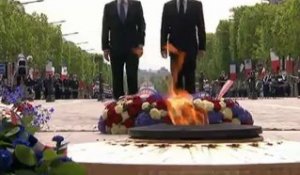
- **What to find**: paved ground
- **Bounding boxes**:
[29,98,300,145]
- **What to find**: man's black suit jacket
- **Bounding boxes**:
[161,0,206,55]
[102,0,146,53]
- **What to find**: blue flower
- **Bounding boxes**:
[208,111,223,124]
[135,112,162,127]
[59,156,72,162]
[0,149,13,171]
[12,138,30,147]
[98,117,106,134]
[35,151,44,163]
[52,135,64,145]
[28,135,38,147]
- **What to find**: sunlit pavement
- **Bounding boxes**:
[32,98,300,145]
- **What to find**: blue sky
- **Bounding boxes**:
[24,0,261,70]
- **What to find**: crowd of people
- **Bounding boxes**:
[199,69,300,98]
[3,73,80,100]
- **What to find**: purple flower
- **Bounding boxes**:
[135,112,161,127]
[52,135,64,145]
[49,108,55,113]
[0,149,13,171]
[231,104,245,117]
[1,86,24,105]
[240,110,254,125]
[98,117,107,134]
[208,111,223,124]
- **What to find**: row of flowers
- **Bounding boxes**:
[98,93,254,135]
[0,86,86,175]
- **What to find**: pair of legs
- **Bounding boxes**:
[170,53,196,94]
[111,52,139,100]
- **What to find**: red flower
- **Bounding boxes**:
[146,95,157,104]
[156,100,167,110]
[223,119,232,123]
[225,100,235,108]
[105,119,113,128]
[124,118,135,128]
[127,104,140,118]
[213,102,221,111]
[105,101,117,110]
[106,109,122,127]
[132,96,142,106]
[163,115,173,124]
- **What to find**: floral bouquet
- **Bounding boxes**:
[192,95,253,125]
[98,95,143,134]
[0,86,86,175]
[98,90,254,135]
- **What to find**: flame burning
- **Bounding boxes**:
[164,44,208,126]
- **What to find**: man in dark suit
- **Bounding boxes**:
[102,0,146,100]
[161,0,206,94]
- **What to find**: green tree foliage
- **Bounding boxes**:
[197,0,300,79]
[0,0,111,84]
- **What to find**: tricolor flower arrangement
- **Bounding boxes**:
[192,96,254,125]
[0,86,86,175]
[98,92,253,135]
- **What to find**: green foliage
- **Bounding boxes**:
[197,0,300,79]
[0,0,111,84]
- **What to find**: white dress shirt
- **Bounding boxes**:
[117,0,128,17]
[177,0,187,13]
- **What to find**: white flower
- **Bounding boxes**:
[119,125,128,134]
[152,102,157,107]
[102,109,108,120]
[232,118,241,125]
[150,108,161,120]
[114,105,123,114]
[142,102,150,110]
[160,110,168,117]
[121,111,130,122]
[126,100,133,105]
[222,107,233,120]
[204,101,214,111]
[220,101,226,109]
[111,124,120,135]
[193,99,205,110]
[111,124,128,135]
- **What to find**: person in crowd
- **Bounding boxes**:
[70,74,79,99]
[54,73,63,99]
[33,73,44,100]
[63,76,71,99]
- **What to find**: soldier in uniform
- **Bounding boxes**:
[54,73,62,99]
[34,73,43,100]
[70,74,79,99]
[63,77,71,99]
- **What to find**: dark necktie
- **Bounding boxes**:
[179,0,184,15]
[120,0,126,23]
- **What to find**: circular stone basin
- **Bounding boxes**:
[129,123,262,140]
